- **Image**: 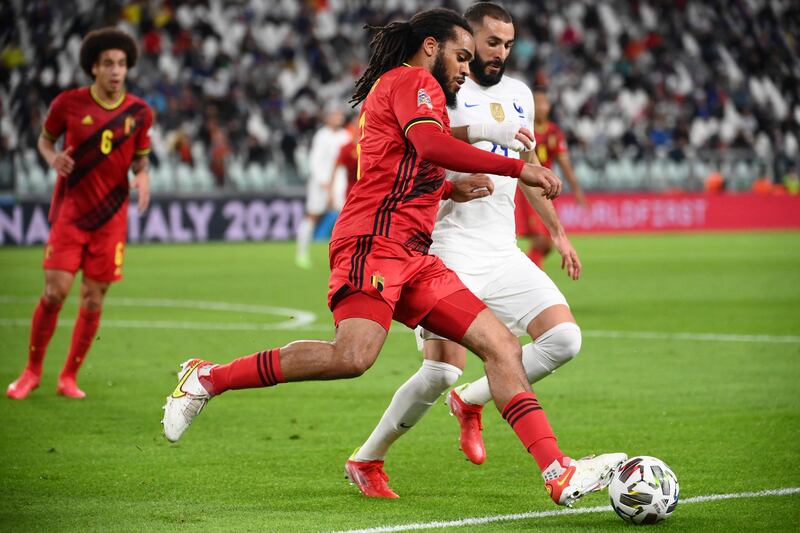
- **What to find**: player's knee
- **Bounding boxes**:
[43,285,68,307]
[418,359,462,393]
[334,344,376,378]
[538,322,582,367]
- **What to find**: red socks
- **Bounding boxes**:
[60,307,101,378]
[502,391,564,471]
[206,348,284,395]
[27,297,62,374]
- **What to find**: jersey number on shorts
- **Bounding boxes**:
[100,129,114,155]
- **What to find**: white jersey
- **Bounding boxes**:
[308,125,351,184]
[430,75,535,277]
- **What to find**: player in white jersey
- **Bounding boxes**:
[295,107,352,269]
[345,2,625,503]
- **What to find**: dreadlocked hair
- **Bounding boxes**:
[350,8,472,107]
[79,27,138,79]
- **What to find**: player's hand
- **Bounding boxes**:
[552,234,581,280]
[519,163,561,200]
[51,146,75,175]
[450,174,494,202]
[467,123,533,152]
[132,172,150,213]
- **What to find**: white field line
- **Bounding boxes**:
[0,319,797,345]
[329,487,800,533]
[0,295,797,343]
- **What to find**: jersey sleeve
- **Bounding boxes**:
[134,105,153,157]
[42,92,69,141]
[390,68,447,137]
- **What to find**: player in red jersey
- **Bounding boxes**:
[515,88,586,268]
[7,28,152,400]
[335,138,359,199]
[162,9,604,507]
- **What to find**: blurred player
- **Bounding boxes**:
[346,2,623,502]
[7,28,152,399]
[515,88,586,268]
[295,107,352,269]
[162,8,622,507]
[334,127,359,200]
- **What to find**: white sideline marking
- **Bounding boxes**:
[330,487,800,533]
[0,295,316,330]
[582,330,800,344]
[0,295,797,343]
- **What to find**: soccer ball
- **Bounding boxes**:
[608,456,679,525]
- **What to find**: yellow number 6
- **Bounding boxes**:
[101,129,113,154]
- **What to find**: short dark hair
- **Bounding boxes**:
[79,27,138,78]
[464,2,513,26]
[351,8,472,106]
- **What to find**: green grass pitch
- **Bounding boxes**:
[1,231,799,531]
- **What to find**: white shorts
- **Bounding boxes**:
[305,169,347,215]
[418,249,568,345]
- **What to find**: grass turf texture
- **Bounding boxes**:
[1,231,798,532]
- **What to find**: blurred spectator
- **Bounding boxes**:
[0,0,797,192]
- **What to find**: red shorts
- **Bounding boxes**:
[327,236,486,340]
[514,187,550,238]
[43,211,127,282]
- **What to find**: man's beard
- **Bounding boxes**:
[431,51,459,109]
[470,53,505,87]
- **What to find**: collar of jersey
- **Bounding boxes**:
[90,85,126,110]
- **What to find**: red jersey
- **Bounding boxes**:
[336,140,358,198]
[331,66,450,253]
[533,121,567,169]
[43,87,153,230]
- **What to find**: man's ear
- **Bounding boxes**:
[421,36,439,58]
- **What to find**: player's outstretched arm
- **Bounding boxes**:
[451,123,533,152]
[406,123,560,199]
[519,152,581,280]
[131,156,151,213]
[37,136,74,176]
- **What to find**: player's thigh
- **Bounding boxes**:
[43,219,86,279]
[80,275,111,311]
[483,251,568,336]
[334,316,388,372]
[526,304,575,340]
[83,218,127,283]
[458,307,519,363]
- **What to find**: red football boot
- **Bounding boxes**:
[7,368,41,400]
[345,457,399,498]
[56,375,86,399]
[446,385,486,465]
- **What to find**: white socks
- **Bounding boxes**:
[355,360,462,461]
[459,322,582,406]
[296,217,314,260]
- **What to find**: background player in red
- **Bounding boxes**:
[163,8,622,507]
[7,28,153,400]
[515,88,586,268]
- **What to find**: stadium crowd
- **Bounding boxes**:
[1,0,798,193]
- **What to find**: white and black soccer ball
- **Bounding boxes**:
[608,456,679,525]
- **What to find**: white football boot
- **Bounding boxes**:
[543,453,628,507]
[162,359,214,442]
